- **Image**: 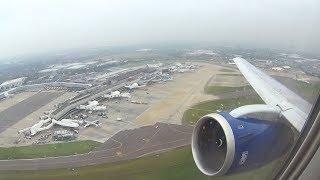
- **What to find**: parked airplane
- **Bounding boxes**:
[52,119,80,128]
[124,83,145,90]
[83,120,101,128]
[191,57,312,176]
[78,100,107,111]
[19,118,80,136]
[146,63,163,68]
[103,91,131,99]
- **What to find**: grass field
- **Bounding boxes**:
[274,76,320,102]
[294,81,320,101]
[218,73,242,76]
[204,85,252,95]
[0,146,282,180]
[220,69,235,72]
[0,140,101,159]
[182,96,263,125]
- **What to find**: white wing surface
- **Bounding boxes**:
[233,57,312,132]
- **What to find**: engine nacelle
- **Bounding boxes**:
[192,112,293,176]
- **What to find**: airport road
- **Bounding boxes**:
[0,122,193,170]
[0,91,63,133]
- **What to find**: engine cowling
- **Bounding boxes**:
[191,112,293,176]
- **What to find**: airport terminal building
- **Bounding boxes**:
[0,77,26,92]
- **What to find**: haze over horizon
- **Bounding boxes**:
[1,0,319,59]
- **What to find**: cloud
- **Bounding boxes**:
[0,0,319,58]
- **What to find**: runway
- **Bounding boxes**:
[0,122,193,170]
[0,91,63,133]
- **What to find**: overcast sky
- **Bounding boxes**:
[1,0,319,59]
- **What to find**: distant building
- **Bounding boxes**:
[186,50,216,56]
[271,67,283,71]
[0,91,9,100]
[282,66,291,69]
[0,77,26,91]
[161,68,170,74]
[136,48,152,52]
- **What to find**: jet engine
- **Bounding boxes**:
[191,112,293,176]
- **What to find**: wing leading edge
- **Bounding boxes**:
[233,57,312,132]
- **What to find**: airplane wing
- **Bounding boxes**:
[233,57,312,132]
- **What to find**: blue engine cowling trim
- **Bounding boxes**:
[191,112,294,176]
[218,112,293,174]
